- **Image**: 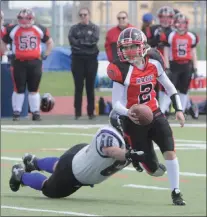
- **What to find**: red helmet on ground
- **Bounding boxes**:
[174,13,189,34]
[40,93,55,112]
[157,6,175,27]
[117,27,150,64]
[17,8,35,28]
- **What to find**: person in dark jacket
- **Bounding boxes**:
[68,8,100,120]
[141,13,154,38]
[105,11,133,63]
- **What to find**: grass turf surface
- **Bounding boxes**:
[1,124,206,216]
[40,72,206,97]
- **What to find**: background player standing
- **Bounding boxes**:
[1,8,54,121]
[107,27,186,205]
[159,13,199,115]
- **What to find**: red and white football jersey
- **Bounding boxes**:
[107,49,166,112]
[2,24,50,60]
[161,30,199,62]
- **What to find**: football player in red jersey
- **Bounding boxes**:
[1,8,54,121]
[107,27,186,205]
[159,13,199,115]
[144,6,175,102]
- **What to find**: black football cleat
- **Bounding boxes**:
[32,111,41,121]
[13,111,20,121]
[171,189,186,206]
[23,153,40,172]
[9,164,25,192]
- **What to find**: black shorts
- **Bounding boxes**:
[10,58,42,93]
[42,143,88,198]
[169,61,193,94]
[123,109,174,173]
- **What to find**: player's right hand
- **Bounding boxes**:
[127,108,140,124]
[176,111,185,128]
[125,149,145,163]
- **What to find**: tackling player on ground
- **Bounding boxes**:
[107,27,186,205]
[9,110,145,198]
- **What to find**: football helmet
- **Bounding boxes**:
[40,93,55,112]
[117,27,150,64]
[17,8,35,28]
[174,13,189,34]
[157,6,175,27]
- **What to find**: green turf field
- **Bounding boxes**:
[40,72,206,97]
[1,124,206,216]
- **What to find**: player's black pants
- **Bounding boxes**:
[169,60,193,94]
[123,109,175,173]
[42,143,88,198]
[71,55,98,117]
[10,58,42,93]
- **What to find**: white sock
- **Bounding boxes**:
[165,158,180,190]
[12,92,25,112]
[178,93,188,112]
[28,93,41,113]
[159,92,171,113]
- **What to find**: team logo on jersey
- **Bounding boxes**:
[136,75,154,84]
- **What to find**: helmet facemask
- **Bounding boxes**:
[159,15,174,28]
[118,39,148,65]
[17,9,35,28]
[174,18,188,34]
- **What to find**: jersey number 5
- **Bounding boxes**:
[177,44,187,57]
[138,83,153,104]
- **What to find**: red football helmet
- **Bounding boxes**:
[40,93,55,112]
[157,6,175,27]
[17,8,35,28]
[174,13,189,34]
[117,27,150,64]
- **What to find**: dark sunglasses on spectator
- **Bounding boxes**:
[79,13,88,17]
[118,17,126,20]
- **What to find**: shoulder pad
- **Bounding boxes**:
[107,59,130,84]
[146,48,165,69]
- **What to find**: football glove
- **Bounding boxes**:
[125,149,145,164]
[41,52,48,60]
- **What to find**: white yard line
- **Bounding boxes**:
[1,123,206,129]
[2,129,206,145]
[1,156,206,177]
[123,184,169,190]
[1,205,99,216]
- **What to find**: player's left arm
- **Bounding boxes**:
[190,33,199,75]
[39,25,54,57]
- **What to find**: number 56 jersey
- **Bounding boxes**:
[72,125,129,185]
[107,49,166,112]
[2,24,50,60]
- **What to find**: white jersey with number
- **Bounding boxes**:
[72,125,129,185]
